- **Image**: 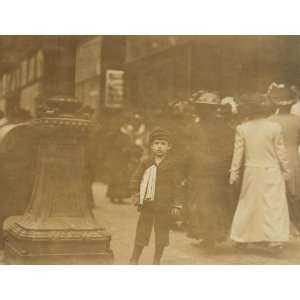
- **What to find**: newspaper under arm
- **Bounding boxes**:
[139,165,157,205]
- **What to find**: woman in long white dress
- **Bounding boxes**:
[230,93,290,248]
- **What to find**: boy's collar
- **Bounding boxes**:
[151,155,168,167]
[154,156,164,166]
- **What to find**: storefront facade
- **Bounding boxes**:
[0,37,76,118]
[74,36,126,121]
[125,36,297,111]
[0,36,299,120]
[125,36,190,111]
[0,48,44,117]
[75,37,102,111]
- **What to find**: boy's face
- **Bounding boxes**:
[151,139,171,157]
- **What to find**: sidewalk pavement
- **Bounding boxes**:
[1,182,300,265]
[92,182,300,265]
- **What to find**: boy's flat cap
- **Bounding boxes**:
[149,128,171,143]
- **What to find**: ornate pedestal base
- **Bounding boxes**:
[3,99,114,264]
[4,217,113,265]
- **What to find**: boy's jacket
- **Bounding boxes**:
[130,155,183,211]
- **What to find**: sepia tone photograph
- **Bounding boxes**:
[0,35,300,265]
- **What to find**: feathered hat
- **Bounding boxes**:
[221,97,238,114]
[192,91,221,105]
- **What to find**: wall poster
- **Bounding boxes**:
[104,70,124,108]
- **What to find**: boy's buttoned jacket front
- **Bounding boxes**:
[130,156,183,212]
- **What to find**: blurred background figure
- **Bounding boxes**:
[268,84,300,235]
[186,92,234,251]
[83,106,102,208]
[104,113,143,204]
[291,85,300,117]
[157,99,196,231]
[290,85,300,157]
[216,97,239,233]
[131,112,149,160]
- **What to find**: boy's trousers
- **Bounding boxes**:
[134,202,171,247]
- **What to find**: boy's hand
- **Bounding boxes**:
[171,207,181,218]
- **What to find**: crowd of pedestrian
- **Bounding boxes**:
[98,82,300,264]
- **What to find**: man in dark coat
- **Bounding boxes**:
[186,92,234,251]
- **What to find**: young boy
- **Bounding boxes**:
[129,128,183,265]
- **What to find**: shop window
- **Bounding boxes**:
[20,82,41,118]
[2,74,7,95]
[21,60,28,87]
[11,72,16,91]
[28,57,36,83]
[15,68,21,89]
[36,50,44,79]
[7,73,12,92]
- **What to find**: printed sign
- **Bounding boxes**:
[104,70,124,108]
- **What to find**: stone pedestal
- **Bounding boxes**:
[4,103,113,264]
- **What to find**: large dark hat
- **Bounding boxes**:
[149,128,171,144]
[239,92,271,116]
[266,82,296,106]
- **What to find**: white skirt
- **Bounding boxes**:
[231,165,290,242]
